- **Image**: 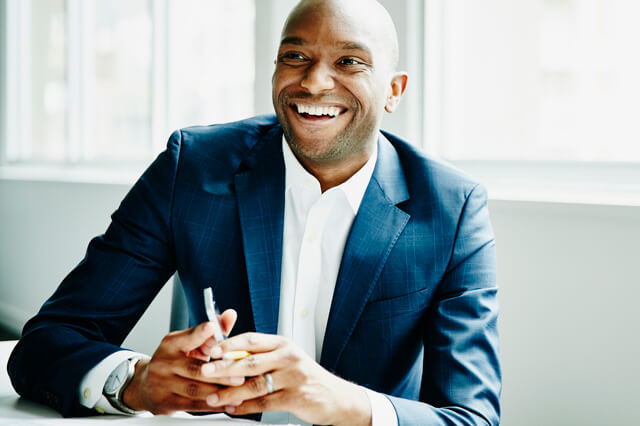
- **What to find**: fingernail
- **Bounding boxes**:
[206,394,219,406]
[210,346,222,358]
[229,400,243,406]
[230,376,245,386]
[202,363,215,376]
[226,405,236,413]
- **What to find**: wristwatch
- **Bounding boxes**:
[103,357,143,414]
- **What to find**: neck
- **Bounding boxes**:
[300,147,374,192]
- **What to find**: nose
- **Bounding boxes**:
[300,61,335,93]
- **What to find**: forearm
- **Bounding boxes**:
[388,396,496,426]
[8,326,123,417]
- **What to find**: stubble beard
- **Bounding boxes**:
[275,96,379,166]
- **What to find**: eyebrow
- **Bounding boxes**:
[279,37,373,57]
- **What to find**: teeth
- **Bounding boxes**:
[296,104,341,117]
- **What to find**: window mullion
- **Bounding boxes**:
[1,0,18,164]
[66,0,89,163]
[15,0,32,161]
[151,0,169,153]
[423,0,444,158]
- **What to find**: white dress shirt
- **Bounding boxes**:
[79,137,398,426]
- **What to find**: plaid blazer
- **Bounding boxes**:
[9,115,501,425]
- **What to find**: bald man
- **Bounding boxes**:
[8,1,501,425]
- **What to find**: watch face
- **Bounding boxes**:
[104,360,129,395]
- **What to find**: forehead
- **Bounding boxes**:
[280,6,380,55]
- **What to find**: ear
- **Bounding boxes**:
[384,72,408,113]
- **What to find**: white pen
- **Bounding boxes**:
[203,287,251,361]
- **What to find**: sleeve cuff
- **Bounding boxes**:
[78,350,150,415]
[362,386,398,426]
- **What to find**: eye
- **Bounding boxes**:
[338,57,361,66]
[278,52,307,64]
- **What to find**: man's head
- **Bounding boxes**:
[272,0,408,169]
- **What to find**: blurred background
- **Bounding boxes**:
[0,1,638,424]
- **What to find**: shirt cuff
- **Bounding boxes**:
[362,386,398,426]
[78,350,150,415]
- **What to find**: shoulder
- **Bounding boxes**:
[169,114,281,190]
[176,114,280,159]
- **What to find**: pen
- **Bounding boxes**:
[203,287,251,361]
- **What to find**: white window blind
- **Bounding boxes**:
[3,0,255,166]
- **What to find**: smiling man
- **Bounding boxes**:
[8,1,501,425]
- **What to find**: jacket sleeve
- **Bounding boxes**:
[388,184,501,425]
[6,130,183,417]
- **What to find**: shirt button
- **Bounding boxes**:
[306,233,317,243]
[301,308,309,319]
[83,388,91,400]
[95,407,105,414]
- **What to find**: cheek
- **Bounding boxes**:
[273,68,302,92]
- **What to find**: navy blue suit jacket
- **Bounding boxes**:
[8,115,501,425]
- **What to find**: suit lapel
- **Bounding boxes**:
[234,126,285,335]
[321,135,411,371]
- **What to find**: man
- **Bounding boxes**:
[8,0,501,425]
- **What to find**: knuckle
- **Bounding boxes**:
[185,383,200,398]
[189,399,207,411]
[291,368,308,384]
[245,355,258,370]
[186,359,202,376]
[161,334,175,346]
[248,377,265,393]
[299,388,314,404]
[284,349,301,363]
[255,396,269,410]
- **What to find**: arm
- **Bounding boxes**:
[7,130,183,416]
[390,184,501,425]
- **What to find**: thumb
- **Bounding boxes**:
[165,321,216,354]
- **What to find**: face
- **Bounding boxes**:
[272,5,399,166]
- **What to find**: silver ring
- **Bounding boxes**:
[265,373,274,394]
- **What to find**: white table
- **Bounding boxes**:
[0,340,294,425]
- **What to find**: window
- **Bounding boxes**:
[425,0,640,163]
[3,0,255,166]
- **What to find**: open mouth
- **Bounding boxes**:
[290,103,347,121]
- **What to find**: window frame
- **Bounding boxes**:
[2,0,639,206]
[421,0,640,207]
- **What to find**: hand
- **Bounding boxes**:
[202,333,372,426]
[122,310,244,415]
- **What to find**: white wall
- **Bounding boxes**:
[0,178,173,355]
[1,178,639,425]
[492,200,639,426]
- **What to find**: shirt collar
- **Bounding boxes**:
[282,136,378,214]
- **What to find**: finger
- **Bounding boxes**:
[215,332,285,356]
[203,348,290,379]
[169,375,226,401]
[198,310,237,358]
[186,345,213,361]
[197,337,219,360]
[208,370,289,407]
[173,357,245,386]
[156,393,226,414]
[224,390,288,415]
[220,309,237,335]
[165,322,216,354]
